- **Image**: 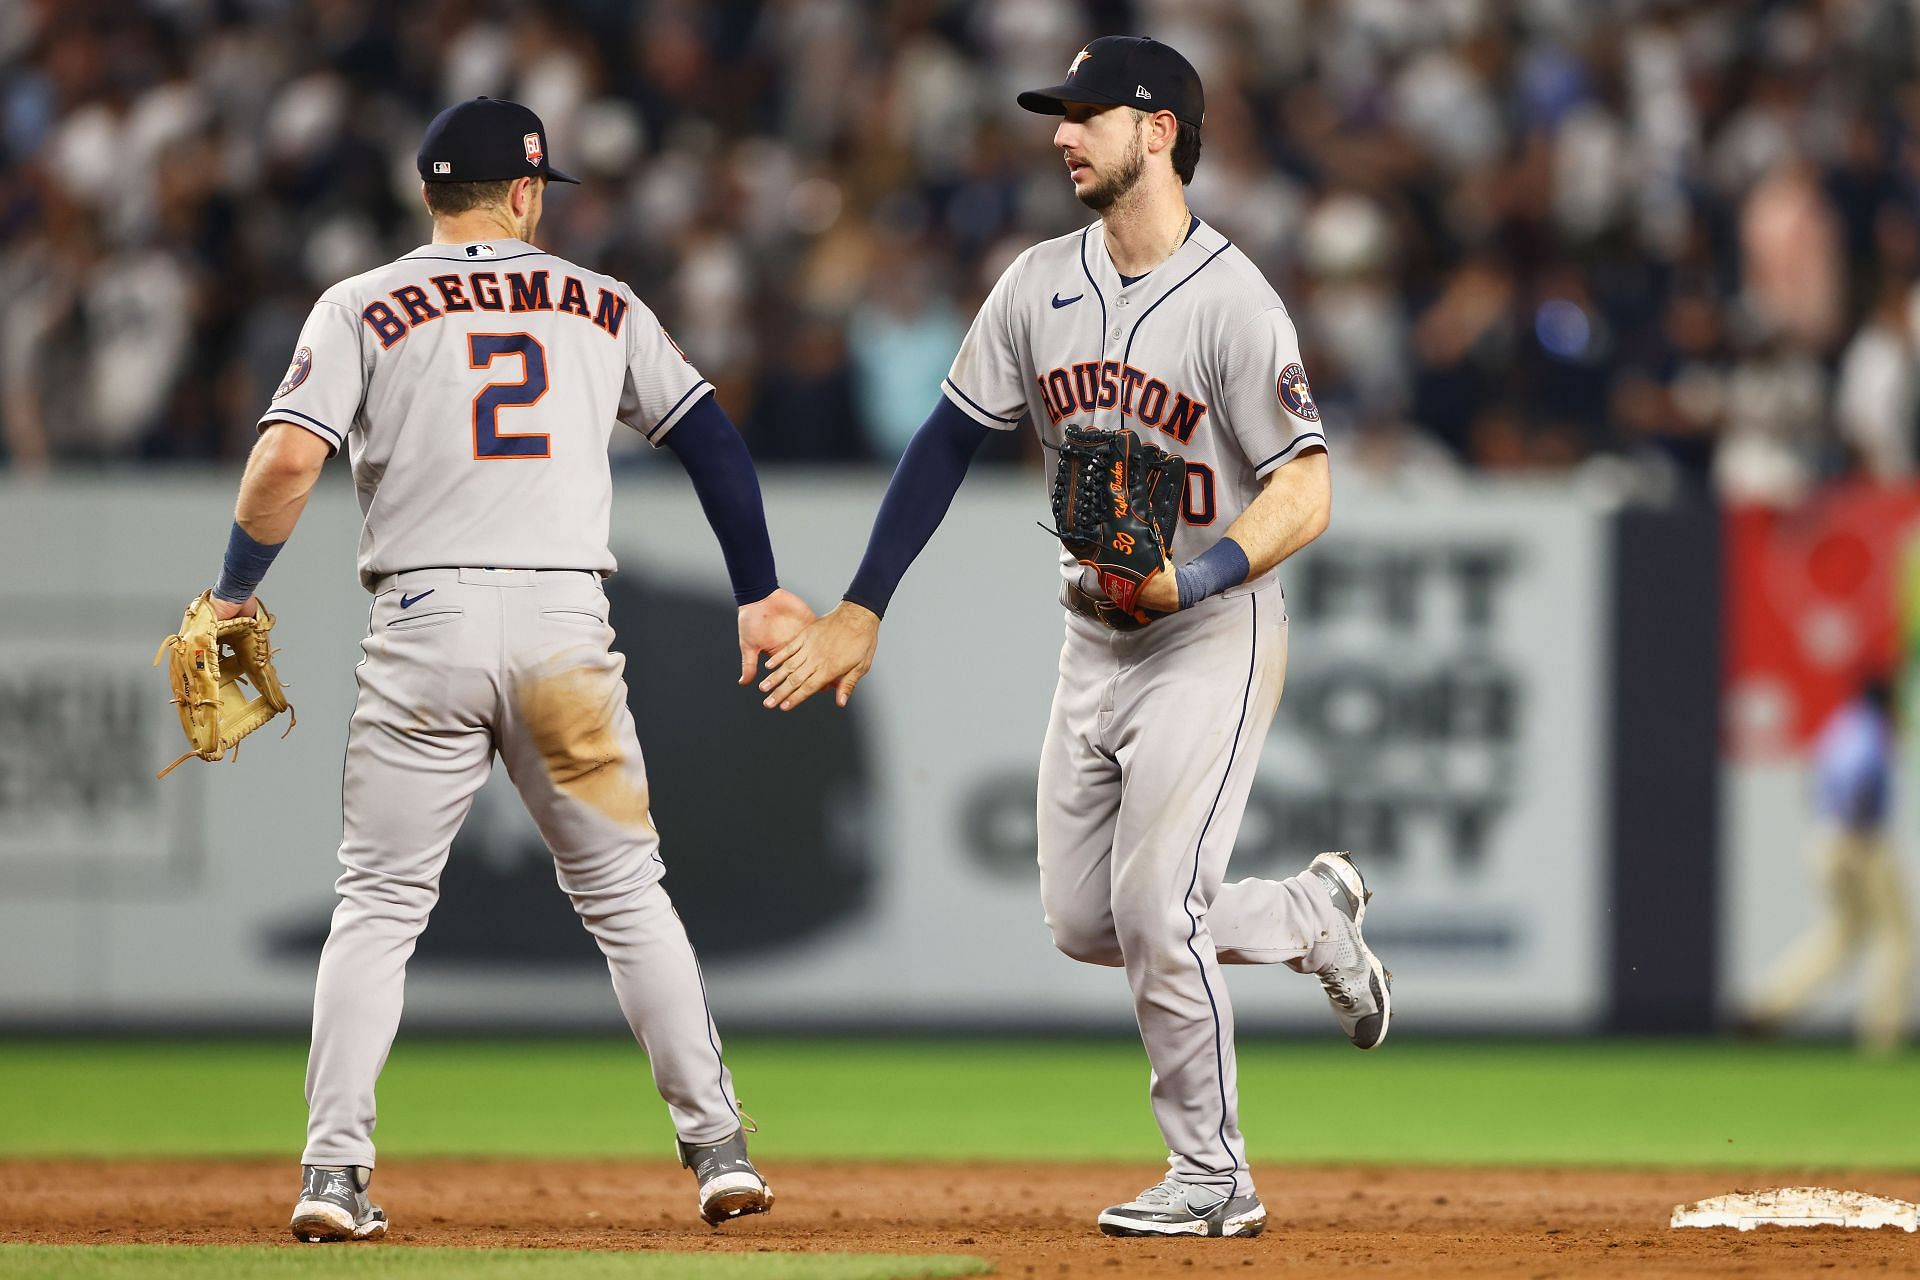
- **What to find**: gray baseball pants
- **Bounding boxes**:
[1037,580,1344,1197]
[301,567,741,1168]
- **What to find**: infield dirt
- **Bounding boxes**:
[4,1158,1916,1277]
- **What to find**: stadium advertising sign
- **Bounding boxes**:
[0,604,201,886]
[1251,491,1610,1026]
[0,477,1608,1031]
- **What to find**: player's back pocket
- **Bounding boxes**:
[386,607,465,632]
[540,607,609,628]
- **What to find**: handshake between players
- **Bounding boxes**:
[171,35,1390,1247]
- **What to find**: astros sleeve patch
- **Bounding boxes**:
[1217,308,1326,475]
[258,297,367,453]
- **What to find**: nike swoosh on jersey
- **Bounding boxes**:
[1051,292,1083,309]
[399,590,435,609]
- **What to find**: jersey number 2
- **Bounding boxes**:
[469,333,550,459]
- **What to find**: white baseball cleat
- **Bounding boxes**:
[290,1165,388,1243]
[1305,851,1392,1050]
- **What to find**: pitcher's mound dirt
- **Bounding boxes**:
[4,1159,1917,1277]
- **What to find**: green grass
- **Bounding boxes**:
[1,1037,1913,1169]
[0,1246,990,1279]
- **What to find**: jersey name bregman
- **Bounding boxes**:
[1035,360,1210,444]
[360,269,629,349]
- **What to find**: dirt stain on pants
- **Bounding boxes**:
[512,665,655,832]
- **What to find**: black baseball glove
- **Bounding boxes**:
[1045,425,1186,630]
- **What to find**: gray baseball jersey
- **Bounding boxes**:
[262,238,711,590]
[276,239,747,1173]
[944,216,1325,583]
[949,216,1348,1198]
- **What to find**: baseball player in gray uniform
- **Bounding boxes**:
[761,39,1392,1238]
[195,98,807,1240]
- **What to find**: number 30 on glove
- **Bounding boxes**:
[1046,425,1187,629]
[153,590,295,779]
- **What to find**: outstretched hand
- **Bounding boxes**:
[759,601,881,710]
[738,588,817,685]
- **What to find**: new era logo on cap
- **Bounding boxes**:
[1136,86,1151,99]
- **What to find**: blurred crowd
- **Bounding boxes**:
[5,0,1920,501]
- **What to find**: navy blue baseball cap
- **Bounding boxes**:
[417,97,579,185]
[1018,36,1205,128]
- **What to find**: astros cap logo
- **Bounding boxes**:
[1067,47,1092,77]
[522,131,543,167]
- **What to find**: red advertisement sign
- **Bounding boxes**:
[1723,484,1920,758]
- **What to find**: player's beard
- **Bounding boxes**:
[1076,128,1147,212]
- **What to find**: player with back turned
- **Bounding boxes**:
[185,98,808,1240]
[762,38,1394,1238]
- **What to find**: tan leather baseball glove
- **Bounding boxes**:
[153,590,295,778]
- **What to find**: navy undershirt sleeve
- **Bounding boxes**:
[843,398,995,617]
[663,392,780,605]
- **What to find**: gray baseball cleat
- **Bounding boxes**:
[678,1127,774,1226]
[1097,1177,1267,1238]
[290,1165,388,1242]
[1306,851,1393,1050]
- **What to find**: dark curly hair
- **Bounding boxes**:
[1172,121,1202,184]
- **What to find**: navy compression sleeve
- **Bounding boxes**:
[212,522,285,603]
[843,398,995,617]
[663,393,780,605]
[1175,536,1251,609]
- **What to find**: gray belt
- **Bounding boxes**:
[370,567,598,593]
